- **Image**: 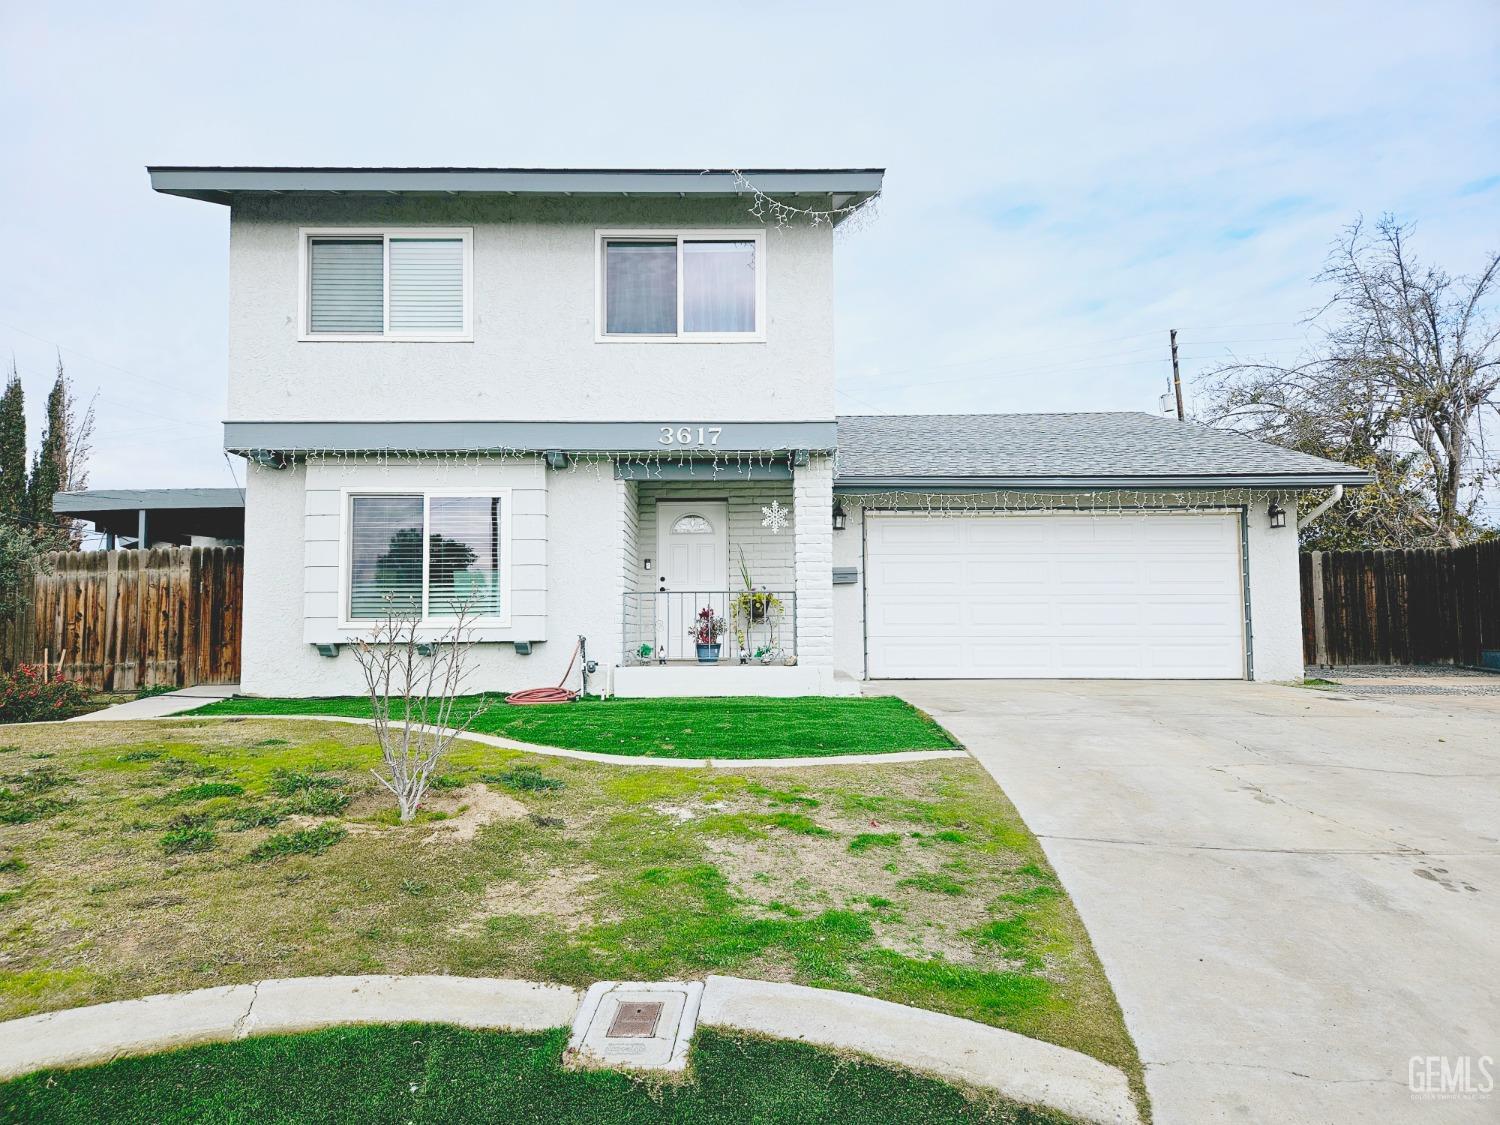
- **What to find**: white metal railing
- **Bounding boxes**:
[622,590,796,665]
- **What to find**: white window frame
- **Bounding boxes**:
[337,487,512,630]
[299,227,474,342]
[594,228,767,343]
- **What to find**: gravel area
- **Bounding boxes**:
[1307,664,1500,695]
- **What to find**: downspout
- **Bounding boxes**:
[1297,485,1344,532]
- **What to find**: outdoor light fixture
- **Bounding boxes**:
[1268,499,1287,529]
[832,500,847,532]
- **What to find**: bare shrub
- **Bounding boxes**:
[349,600,489,823]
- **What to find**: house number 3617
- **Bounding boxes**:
[659,426,723,446]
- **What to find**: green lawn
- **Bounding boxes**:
[189,694,959,759]
[0,1024,1076,1124]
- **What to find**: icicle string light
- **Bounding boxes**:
[731,171,880,232]
[837,488,1284,517]
[241,449,1284,518]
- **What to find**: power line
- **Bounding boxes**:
[0,317,200,396]
[836,330,1311,388]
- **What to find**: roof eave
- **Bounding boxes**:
[834,472,1375,492]
[147,167,885,208]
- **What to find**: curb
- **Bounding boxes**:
[0,976,579,1082]
[700,975,1139,1125]
[0,975,1136,1124]
[89,712,971,770]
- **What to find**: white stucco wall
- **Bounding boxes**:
[830,491,1305,683]
[1243,491,1304,681]
[240,457,628,697]
[226,195,835,425]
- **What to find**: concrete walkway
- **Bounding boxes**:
[885,679,1500,1125]
[66,684,239,722]
[0,975,1137,1123]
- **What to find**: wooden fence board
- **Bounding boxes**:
[1,547,242,690]
[1301,544,1500,667]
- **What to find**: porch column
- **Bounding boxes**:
[612,474,638,674]
[792,454,834,668]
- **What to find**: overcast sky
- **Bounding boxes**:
[1,1,1497,507]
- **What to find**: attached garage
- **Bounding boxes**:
[832,413,1373,683]
[864,511,1247,679]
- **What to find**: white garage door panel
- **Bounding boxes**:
[866,513,1245,679]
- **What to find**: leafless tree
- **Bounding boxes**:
[350,598,489,822]
[1199,215,1500,547]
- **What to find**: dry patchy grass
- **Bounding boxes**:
[0,717,1139,1087]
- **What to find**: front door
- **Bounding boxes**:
[655,500,729,660]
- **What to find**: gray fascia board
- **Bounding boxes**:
[834,472,1374,491]
[149,167,884,203]
[53,488,245,512]
[223,420,838,454]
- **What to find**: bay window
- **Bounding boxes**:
[346,491,508,624]
[303,228,472,340]
[597,230,765,340]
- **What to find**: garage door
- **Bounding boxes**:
[865,512,1245,679]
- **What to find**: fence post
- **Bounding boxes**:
[1310,551,1328,667]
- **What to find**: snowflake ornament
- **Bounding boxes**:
[761,499,790,534]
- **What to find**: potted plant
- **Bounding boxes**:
[690,606,726,663]
[635,642,653,665]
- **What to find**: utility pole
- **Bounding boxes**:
[1169,328,1184,420]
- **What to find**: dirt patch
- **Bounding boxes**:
[421,784,527,844]
[455,866,601,935]
[702,830,1005,965]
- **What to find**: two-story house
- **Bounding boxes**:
[150,166,1368,696]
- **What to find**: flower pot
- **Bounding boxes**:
[696,643,722,664]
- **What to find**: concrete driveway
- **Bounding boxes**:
[884,677,1500,1125]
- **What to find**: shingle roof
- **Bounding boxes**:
[834,412,1371,488]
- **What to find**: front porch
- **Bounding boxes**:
[610,469,836,697]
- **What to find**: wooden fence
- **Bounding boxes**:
[1,547,242,691]
[1301,542,1500,667]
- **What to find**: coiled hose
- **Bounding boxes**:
[505,637,583,705]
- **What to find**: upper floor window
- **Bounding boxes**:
[301,228,473,341]
[597,230,766,342]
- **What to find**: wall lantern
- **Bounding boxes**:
[1267,499,1287,529]
[832,500,848,532]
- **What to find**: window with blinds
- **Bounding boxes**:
[349,496,424,618]
[309,239,383,334]
[389,238,465,334]
[305,230,470,339]
[599,231,764,339]
[428,496,503,618]
[348,493,506,621]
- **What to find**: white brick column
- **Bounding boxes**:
[792,455,835,669]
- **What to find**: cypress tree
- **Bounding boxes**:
[0,365,26,525]
[26,364,69,538]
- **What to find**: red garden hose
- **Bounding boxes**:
[505,637,583,705]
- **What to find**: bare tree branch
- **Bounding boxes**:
[1197,214,1500,549]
